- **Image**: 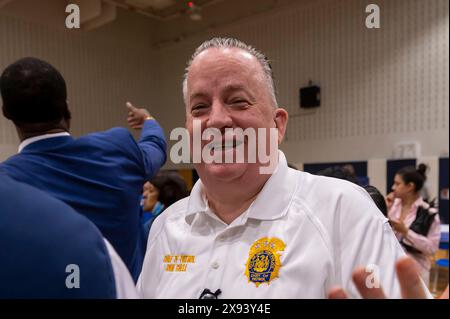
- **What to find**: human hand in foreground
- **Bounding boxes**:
[328,256,448,299]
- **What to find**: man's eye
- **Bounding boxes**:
[191,104,207,112]
[230,99,249,106]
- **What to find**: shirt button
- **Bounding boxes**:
[211,262,220,269]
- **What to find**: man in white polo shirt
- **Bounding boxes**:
[137,37,416,298]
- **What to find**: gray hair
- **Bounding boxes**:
[182,37,278,107]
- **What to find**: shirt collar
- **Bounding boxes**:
[411,196,427,209]
[18,132,71,153]
[393,196,426,209]
[185,150,299,224]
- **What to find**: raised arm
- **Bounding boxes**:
[126,102,167,179]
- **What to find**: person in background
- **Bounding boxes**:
[388,165,441,285]
[0,57,167,281]
[317,165,359,185]
[385,192,395,212]
[417,163,432,203]
[0,172,137,298]
[142,181,162,224]
[363,185,388,217]
[141,171,189,228]
[317,166,387,217]
[342,164,361,185]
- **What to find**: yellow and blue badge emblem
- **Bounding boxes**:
[245,237,286,287]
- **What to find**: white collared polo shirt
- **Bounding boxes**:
[137,151,409,298]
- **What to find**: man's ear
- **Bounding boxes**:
[274,108,288,144]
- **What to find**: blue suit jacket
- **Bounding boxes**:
[0,173,117,298]
[0,120,166,281]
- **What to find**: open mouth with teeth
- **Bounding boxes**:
[207,139,244,152]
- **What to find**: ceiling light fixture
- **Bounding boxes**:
[187,1,202,21]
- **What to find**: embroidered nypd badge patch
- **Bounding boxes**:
[245,237,286,287]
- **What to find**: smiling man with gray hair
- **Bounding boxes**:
[137,37,422,299]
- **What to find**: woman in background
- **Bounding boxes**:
[388,165,441,285]
[141,171,188,232]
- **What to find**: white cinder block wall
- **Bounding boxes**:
[0,0,448,198]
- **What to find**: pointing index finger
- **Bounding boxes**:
[126,102,137,112]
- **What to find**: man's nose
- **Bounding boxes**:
[206,102,233,129]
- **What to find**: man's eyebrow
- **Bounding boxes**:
[223,85,255,100]
[189,92,209,101]
[189,85,255,102]
[223,84,247,93]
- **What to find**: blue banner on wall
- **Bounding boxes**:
[303,161,368,186]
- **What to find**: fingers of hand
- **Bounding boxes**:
[328,287,348,299]
[126,101,137,112]
[352,266,387,299]
[129,121,143,128]
[128,116,139,122]
[396,257,427,299]
[128,119,142,127]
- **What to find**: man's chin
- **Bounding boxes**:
[199,162,249,182]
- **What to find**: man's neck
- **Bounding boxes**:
[203,174,271,225]
[19,128,68,142]
[16,120,70,142]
